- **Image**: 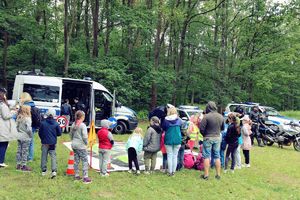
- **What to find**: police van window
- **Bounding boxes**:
[94,90,112,107]
[23,84,59,102]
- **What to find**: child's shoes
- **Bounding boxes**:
[51,171,57,179]
[83,177,92,184]
[21,165,32,172]
[74,176,81,181]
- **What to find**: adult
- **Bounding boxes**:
[249,106,264,147]
[0,88,18,167]
[73,97,86,113]
[61,99,72,133]
[19,92,41,161]
[200,101,224,180]
[162,107,182,176]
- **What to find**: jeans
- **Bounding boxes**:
[0,142,9,163]
[28,128,36,161]
[99,148,110,175]
[74,149,89,178]
[165,145,181,174]
[41,144,57,172]
[225,143,238,170]
[162,153,168,169]
[176,146,184,171]
[220,149,225,168]
[234,145,241,168]
[243,150,250,164]
[202,137,221,159]
[16,140,30,166]
[128,147,139,170]
[144,151,157,171]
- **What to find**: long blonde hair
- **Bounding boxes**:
[132,127,143,137]
[167,107,177,116]
[17,105,31,122]
[20,92,32,104]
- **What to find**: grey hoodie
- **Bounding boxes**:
[70,122,88,150]
[16,117,32,141]
[200,101,224,138]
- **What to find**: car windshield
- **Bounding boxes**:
[187,111,201,117]
[263,107,279,116]
[23,84,60,103]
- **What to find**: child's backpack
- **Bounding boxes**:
[31,106,42,128]
[193,145,204,170]
[183,151,195,169]
[193,152,204,171]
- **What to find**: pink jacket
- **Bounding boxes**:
[241,124,252,150]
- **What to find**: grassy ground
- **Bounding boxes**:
[280,111,300,120]
[1,121,300,200]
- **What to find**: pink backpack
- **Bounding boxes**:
[184,152,195,169]
[194,145,204,171]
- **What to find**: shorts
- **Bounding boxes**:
[202,138,221,159]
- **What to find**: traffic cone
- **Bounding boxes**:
[66,151,75,176]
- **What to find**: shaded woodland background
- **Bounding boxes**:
[1,0,299,111]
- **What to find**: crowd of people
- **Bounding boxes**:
[0,87,260,184]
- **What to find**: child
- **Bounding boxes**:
[241,116,252,168]
[97,119,114,177]
[224,113,240,173]
[143,116,162,174]
[126,127,143,174]
[187,114,201,151]
[160,132,167,173]
[16,105,32,172]
[70,110,91,183]
[38,108,61,178]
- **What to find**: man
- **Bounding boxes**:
[61,99,72,133]
[73,97,86,113]
[200,101,224,180]
[249,106,264,147]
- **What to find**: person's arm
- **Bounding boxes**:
[0,104,13,120]
[143,128,151,147]
[56,123,62,137]
[199,117,207,136]
[26,118,33,138]
[108,131,114,145]
[81,124,88,145]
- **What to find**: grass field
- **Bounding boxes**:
[0,120,300,200]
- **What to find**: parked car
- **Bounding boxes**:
[177,105,203,120]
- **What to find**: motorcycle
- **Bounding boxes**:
[260,121,300,152]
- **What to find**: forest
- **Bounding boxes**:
[1,0,299,111]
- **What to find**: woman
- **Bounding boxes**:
[162,106,182,176]
[0,88,18,167]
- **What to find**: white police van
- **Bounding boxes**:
[11,73,138,134]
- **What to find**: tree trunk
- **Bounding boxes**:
[104,0,111,56]
[84,0,90,54]
[2,31,8,89]
[92,0,99,58]
[150,0,163,110]
[64,0,69,76]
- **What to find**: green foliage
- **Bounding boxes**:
[1,0,300,112]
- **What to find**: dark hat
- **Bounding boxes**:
[74,97,79,101]
[0,88,7,94]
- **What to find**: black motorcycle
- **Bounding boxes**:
[260,121,300,152]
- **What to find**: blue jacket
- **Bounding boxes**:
[39,118,61,145]
[162,115,182,145]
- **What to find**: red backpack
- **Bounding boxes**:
[194,145,204,171]
[184,151,195,169]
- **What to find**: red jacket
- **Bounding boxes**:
[97,128,113,150]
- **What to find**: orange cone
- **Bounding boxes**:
[66,151,75,176]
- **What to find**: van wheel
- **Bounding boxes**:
[114,121,126,134]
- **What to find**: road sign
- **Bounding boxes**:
[57,116,68,128]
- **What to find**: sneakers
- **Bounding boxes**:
[201,175,209,180]
[42,171,47,176]
[236,166,242,170]
[144,171,150,175]
[51,171,57,179]
[167,172,175,177]
[83,177,92,184]
[230,170,235,174]
[74,176,81,181]
[16,164,21,170]
[101,173,110,177]
[128,169,133,174]
[215,175,221,180]
[136,170,141,175]
[224,170,227,174]
[21,165,32,172]
[0,163,8,168]
[245,164,251,168]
